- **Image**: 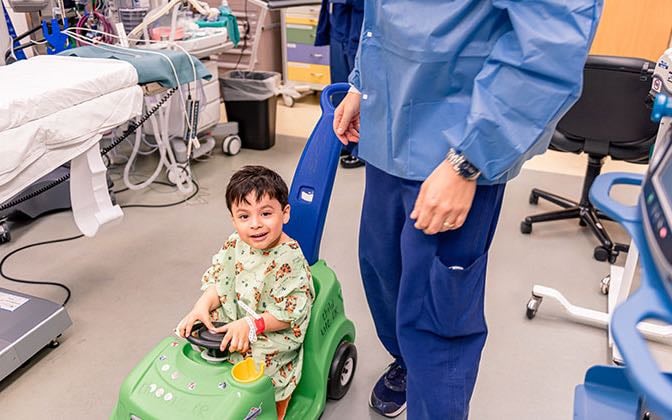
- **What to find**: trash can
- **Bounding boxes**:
[220,71,280,150]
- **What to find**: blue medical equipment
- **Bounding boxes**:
[196,6,240,47]
[574,95,672,419]
[41,18,70,54]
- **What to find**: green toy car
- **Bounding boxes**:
[111,262,356,420]
[112,83,357,420]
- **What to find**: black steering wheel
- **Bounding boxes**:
[186,322,229,359]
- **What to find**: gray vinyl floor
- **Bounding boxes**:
[1,133,671,420]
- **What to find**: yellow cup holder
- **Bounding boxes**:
[231,357,265,383]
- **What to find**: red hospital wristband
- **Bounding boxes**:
[254,317,265,334]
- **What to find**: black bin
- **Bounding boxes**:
[220,71,280,150]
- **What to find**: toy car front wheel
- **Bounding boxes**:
[327,340,357,400]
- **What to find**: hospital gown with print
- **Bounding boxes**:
[200,232,314,401]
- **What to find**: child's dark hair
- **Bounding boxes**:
[226,166,289,211]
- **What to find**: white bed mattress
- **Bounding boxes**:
[0,85,143,203]
[0,55,143,204]
[0,55,138,133]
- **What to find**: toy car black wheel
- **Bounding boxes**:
[327,340,357,400]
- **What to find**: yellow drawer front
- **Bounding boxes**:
[287,62,330,85]
[286,16,318,26]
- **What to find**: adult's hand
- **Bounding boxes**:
[333,91,361,145]
[410,160,477,235]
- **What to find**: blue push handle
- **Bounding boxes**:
[319,83,359,154]
[284,83,351,265]
[589,172,643,234]
[319,82,350,115]
[611,284,672,419]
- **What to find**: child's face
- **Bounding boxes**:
[231,192,290,250]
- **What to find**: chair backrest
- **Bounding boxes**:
[553,55,658,160]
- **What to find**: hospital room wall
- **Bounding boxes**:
[589,0,672,62]
[5,5,28,37]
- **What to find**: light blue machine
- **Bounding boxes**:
[574,94,672,419]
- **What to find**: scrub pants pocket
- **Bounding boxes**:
[418,253,488,337]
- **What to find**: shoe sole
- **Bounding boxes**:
[369,394,407,418]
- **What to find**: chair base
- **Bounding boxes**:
[521,188,629,263]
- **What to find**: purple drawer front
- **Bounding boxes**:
[287,43,330,66]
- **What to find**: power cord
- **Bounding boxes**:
[0,235,81,306]
[0,179,200,306]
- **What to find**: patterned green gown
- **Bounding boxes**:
[201,232,314,401]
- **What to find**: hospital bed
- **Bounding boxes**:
[0,48,209,382]
[0,55,143,235]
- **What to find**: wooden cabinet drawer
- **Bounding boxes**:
[286,24,317,45]
[287,62,330,85]
[287,43,329,66]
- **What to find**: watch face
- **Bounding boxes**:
[459,161,479,179]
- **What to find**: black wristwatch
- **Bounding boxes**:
[445,148,481,181]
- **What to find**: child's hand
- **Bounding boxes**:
[213,318,250,353]
[176,306,216,339]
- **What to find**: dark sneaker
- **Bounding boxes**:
[369,362,407,418]
[340,154,365,169]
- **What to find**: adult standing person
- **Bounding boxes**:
[333,1,603,418]
[315,0,365,169]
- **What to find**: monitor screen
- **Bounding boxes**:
[660,156,672,206]
[644,135,672,290]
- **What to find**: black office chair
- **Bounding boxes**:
[520,55,658,263]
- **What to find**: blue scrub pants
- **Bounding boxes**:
[329,36,355,85]
[359,164,506,419]
[329,34,355,106]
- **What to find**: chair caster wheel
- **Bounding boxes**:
[520,221,532,234]
[0,222,10,244]
[526,295,542,319]
[222,135,242,156]
[529,191,539,205]
[600,275,610,295]
[282,95,295,107]
[594,246,610,262]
